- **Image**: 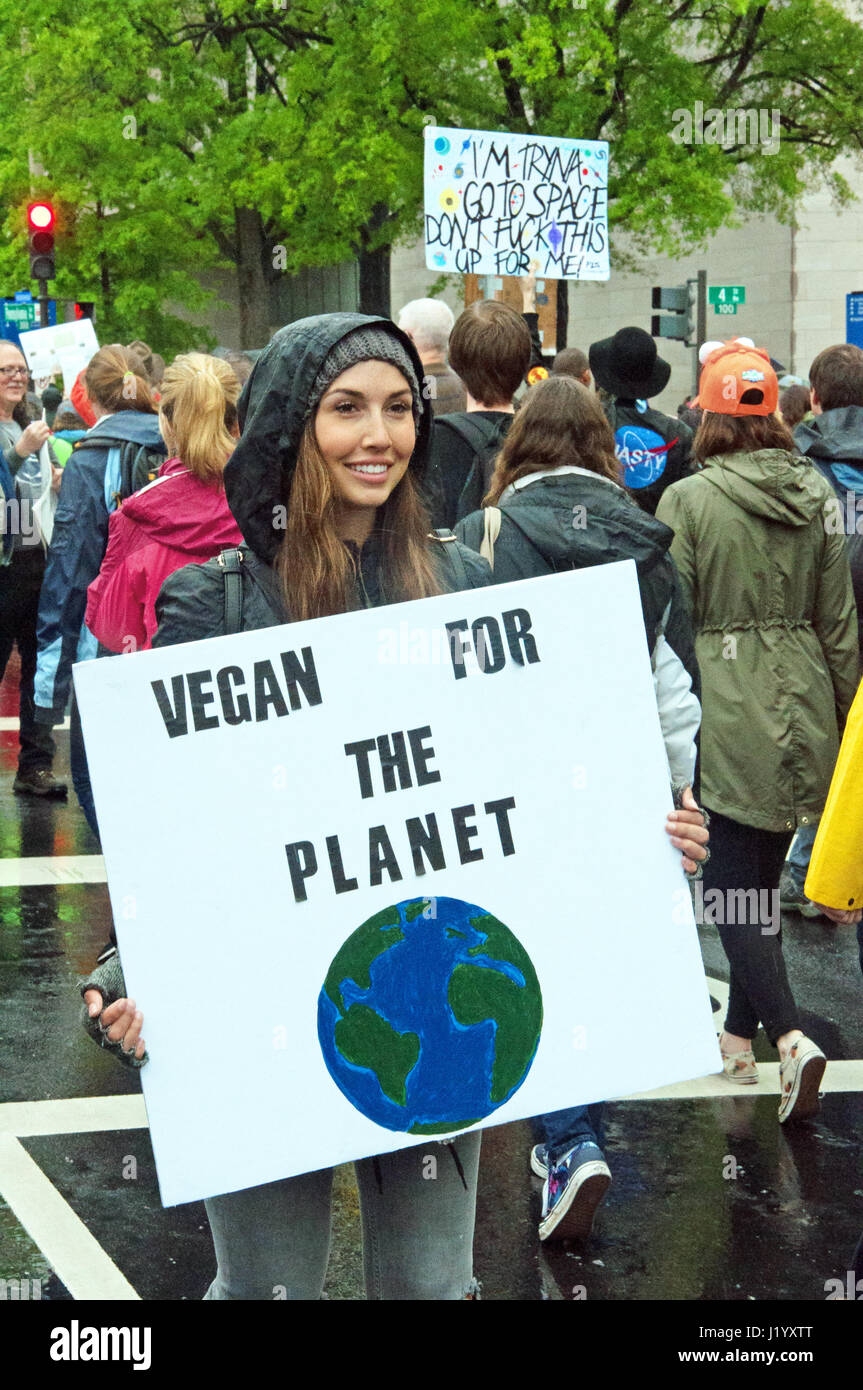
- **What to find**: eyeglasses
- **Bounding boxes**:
[0,367,28,380]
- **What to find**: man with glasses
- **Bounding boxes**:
[0,341,67,796]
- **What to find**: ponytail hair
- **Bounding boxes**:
[84,344,155,415]
[157,353,240,484]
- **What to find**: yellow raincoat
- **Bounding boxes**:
[805,678,863,910]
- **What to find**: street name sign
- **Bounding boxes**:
[709,285,745,315]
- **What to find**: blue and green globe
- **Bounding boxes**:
[317,896,543,1135]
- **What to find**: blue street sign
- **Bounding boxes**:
[0,297,57,347]
[13,289,33,303]
[847,292,863,350]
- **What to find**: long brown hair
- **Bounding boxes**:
[276,424,442,621]
[158,353,239,484]
[694,411,795,464]
[484,375,622,504]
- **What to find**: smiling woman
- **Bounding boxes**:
[314,362,415,531]
[275,326,446,622]
[78,311,495,1302]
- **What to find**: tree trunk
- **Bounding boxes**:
[96,202,113,320]
[356,203,392,317]
[358,243,391,318]
[99,252,112,320]
[234,206,272,348]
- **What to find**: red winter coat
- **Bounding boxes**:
[86,457,243,653]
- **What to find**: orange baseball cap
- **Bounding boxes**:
[698,342,778,417]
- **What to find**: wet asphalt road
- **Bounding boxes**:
[1,655,862,1309]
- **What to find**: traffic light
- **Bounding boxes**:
[651,284,693,343]
[27,202,55,280]
[74,301,95,321]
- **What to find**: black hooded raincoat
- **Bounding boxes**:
[151,313,492,646]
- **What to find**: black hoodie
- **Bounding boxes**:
[154,313,489,646]
[795,405,863,656]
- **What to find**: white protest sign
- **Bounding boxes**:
[424,125,609,280]
[18,318,99,385]
[74,562,717,1208]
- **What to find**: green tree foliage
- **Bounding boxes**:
[0,7,222,353]
[1,0,861,350]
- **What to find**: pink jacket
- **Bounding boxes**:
[86,457,243,653]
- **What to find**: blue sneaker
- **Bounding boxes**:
[530,1144,549,1179]
[539,1142,611,1242]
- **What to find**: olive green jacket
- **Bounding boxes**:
[656,449,859,831]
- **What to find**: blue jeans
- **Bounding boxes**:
[203,1133,481,1300]
[534,1104,606,1166]
[786,822,818,891]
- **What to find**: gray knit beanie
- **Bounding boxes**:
[306,326,423,423]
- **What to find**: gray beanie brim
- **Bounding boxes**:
[307,326,423,423]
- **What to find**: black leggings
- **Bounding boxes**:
[701,808,799,1047]
[0,548,55,773]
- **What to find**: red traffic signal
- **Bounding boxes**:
[27,201,56,280]
[27,202,55,232]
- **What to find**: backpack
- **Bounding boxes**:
[73,434,167,513]
[810,459,863,654]
[433,414,512,523]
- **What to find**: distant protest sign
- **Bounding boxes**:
[74,562,716,1207]
[19,318,99,393]
[424,125,609,280]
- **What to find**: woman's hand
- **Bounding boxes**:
[666,786,709,874]
[15,421,51,457]
[51,465,63,493]
[812,902,862,925]
[83,991,146,1062]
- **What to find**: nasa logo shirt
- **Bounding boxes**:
[608,399,694,515]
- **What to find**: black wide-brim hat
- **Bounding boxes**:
[589,326,671,400]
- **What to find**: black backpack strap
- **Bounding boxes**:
[218,548,245,635]
[435,413,502,452]
[428,528,470,591]
[244,551,289,621]
[74,434,127,450]
[71,435,165,500]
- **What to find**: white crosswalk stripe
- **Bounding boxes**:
[0,717,70,732]
[0,855,106,887]
[0,1135,139,1300]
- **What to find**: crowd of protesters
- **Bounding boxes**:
[1,292,861,1297]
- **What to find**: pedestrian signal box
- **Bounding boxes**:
[651,285,692,342]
